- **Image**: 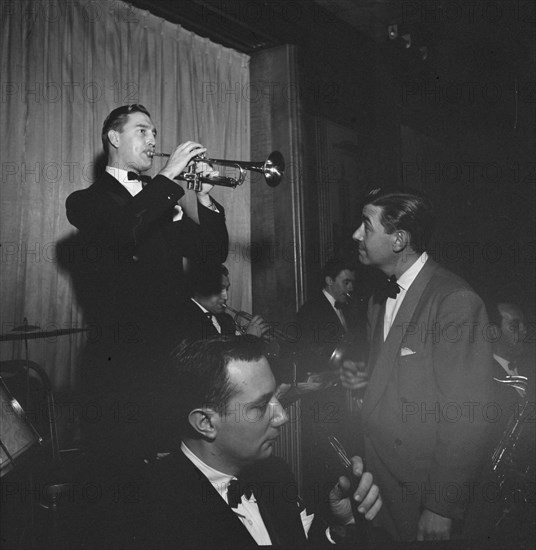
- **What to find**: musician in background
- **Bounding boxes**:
[464,299,535,544]
[295,258,368,386]
[176,264,270,343]
[487,300,530,428]
[295,259,369,517]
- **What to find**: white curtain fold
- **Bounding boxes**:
[0,0,251,391]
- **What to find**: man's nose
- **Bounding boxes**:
[147,133,156,146]
[221,289,228,300]
[270,399,288,426]
[353,225,364,241]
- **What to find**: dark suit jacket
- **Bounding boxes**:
[65,173,229,462]
[142,451,331,549]
[295,291,365,374]
[362,258,495,540]
[66,172,228,378]
[174,298,237,347]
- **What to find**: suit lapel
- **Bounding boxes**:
[320,292,344,332]
[362,259,438,420]
[367,300,385,373]
[94,171,133,206]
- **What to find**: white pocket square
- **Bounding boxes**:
[400,347,416,356]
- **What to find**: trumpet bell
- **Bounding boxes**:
[262,151,285,187]
[213,150,285,188]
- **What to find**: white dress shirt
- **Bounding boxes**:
[493,353,525,397]
[181,442,272,544]
[384,252,428,340]
[493,354,519,377]
[180,442,314,544]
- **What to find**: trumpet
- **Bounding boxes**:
[223,304,295,344]
[149,150,284,191]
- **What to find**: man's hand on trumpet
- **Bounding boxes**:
[241,314,272,339]
[193,160,220,204]
[158,141,220,206]
[340,359,368,391]
[158,141,206,181]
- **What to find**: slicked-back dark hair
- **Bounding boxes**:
[321,258,356,287]
[363,187,435,254]
[101,104,151,156]
[189,264,229,298]
[163,336,266,438]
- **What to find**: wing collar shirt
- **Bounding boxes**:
[384,252,428,340]
[181,442,272,544]
[180,442,315,544]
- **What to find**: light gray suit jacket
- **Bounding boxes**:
[362,258,494,540]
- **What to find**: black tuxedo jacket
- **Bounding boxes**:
[174,298,237,346]
[142,451,331,549]
[66,173,228,377]
[295,291,365,373]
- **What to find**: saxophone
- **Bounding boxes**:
[490,375,534,527]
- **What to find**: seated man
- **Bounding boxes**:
[176,264,269,342]
[145,336,382,548]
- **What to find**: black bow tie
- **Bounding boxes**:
[375,275,401,303]
[227,478,254,508]
[127,171,152,186]
[334,301,343,310]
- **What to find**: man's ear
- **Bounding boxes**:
[188,408,218,440]
[392,230,409,252]
[107,129,120,150]
[325,276,334,288]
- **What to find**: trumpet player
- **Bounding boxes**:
[296,258,368,389]
[176,264,271,342]
[65,104,228,474]
[66,104,229,355]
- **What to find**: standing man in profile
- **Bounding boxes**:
[352,187,494,541]
[65,104,228,465]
